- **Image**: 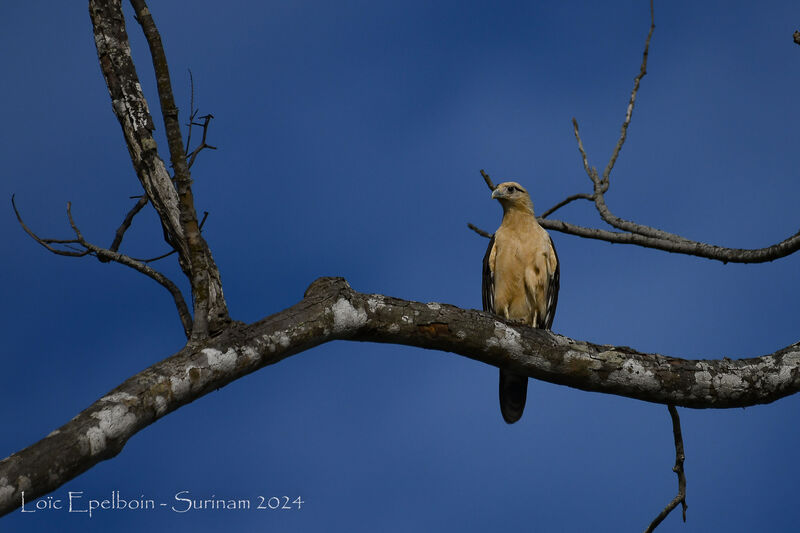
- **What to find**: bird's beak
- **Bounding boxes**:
[491,188,502,200]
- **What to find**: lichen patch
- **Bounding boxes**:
[100,392,137,404]
[367,296,385,313]
[331,298,367,333]
[487,321,525,359]
[203,347,237,373]
[0,481,13,507]
[608,359,659,392]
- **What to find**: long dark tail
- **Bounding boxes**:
[499,369,528,424]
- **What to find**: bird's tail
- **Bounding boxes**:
[499,369,528,424]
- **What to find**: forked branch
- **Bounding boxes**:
[129,0,229,338]
[12,196,192,338]
[183,71,217,169]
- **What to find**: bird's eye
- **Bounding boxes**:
[507,186,516,193]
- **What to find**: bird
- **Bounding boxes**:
[482,181,560,424]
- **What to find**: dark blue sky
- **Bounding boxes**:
[3,1,800,531]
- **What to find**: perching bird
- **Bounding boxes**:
[482,181,559,424]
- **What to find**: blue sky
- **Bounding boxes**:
[2,1,800,531]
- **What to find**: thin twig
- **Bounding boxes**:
[130,249,177,264]
[11,196,88,257]
[131,211,208,263]
[184,69,195,155]
[539,193,593,219]
[571,118,599,184]
[480,169,496,191]
[467,223,492,239]
[183,70,217,169]
[603,0,655,190]
[186,113,217,169]
[644,405,687,532]
[103,195,149,261]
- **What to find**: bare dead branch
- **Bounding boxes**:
[574,0,679,242]
[13,195,191,338]
[89,0,193,303]
[571,118,599,185]
[66,203,192,338]
[539,192,593,219]
[538,217,800,263]
[514,0,800,265]
[1,276,797,517]
[480,169,496,191]
[186,114,217,169]
[645,405,687,532]
[128,211,207,263]
[602,0,655,191]
[471,167,800,263]
[129,0,230,338]
[467,223,492,239]
[101,195,150,261]
[130,249,177,264]
[184,69,196,154]
[466,171,498,239]
[12,196,88,257]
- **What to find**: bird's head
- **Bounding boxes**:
[491,181,534,214]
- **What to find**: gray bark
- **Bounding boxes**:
[1,277,798,517]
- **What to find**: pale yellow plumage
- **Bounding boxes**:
[482,181,559,423]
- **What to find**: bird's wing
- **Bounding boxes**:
[481,234,496,313]
[542,235,560,330]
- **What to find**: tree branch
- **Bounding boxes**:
[480,169,496,191]
[128,0,230,338]
[467,222,492,239]
[509,0,800,265]
[12,196,192,338]
[539,192,593,219]
[12,195,89,257]
[601,0,655,191]
[88,0,189,267]
[103,194,149,259]
[645,405,688,532]
[1,277,797,516]
[186,114,217,169]
[537,217,800,263]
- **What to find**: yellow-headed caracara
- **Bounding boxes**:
[482,181,559,424]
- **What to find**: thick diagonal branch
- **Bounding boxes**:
[89,0,188,266]
[1,277,798,517]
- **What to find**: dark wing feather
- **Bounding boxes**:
[481,234,495,313]
[542,235,560,330]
